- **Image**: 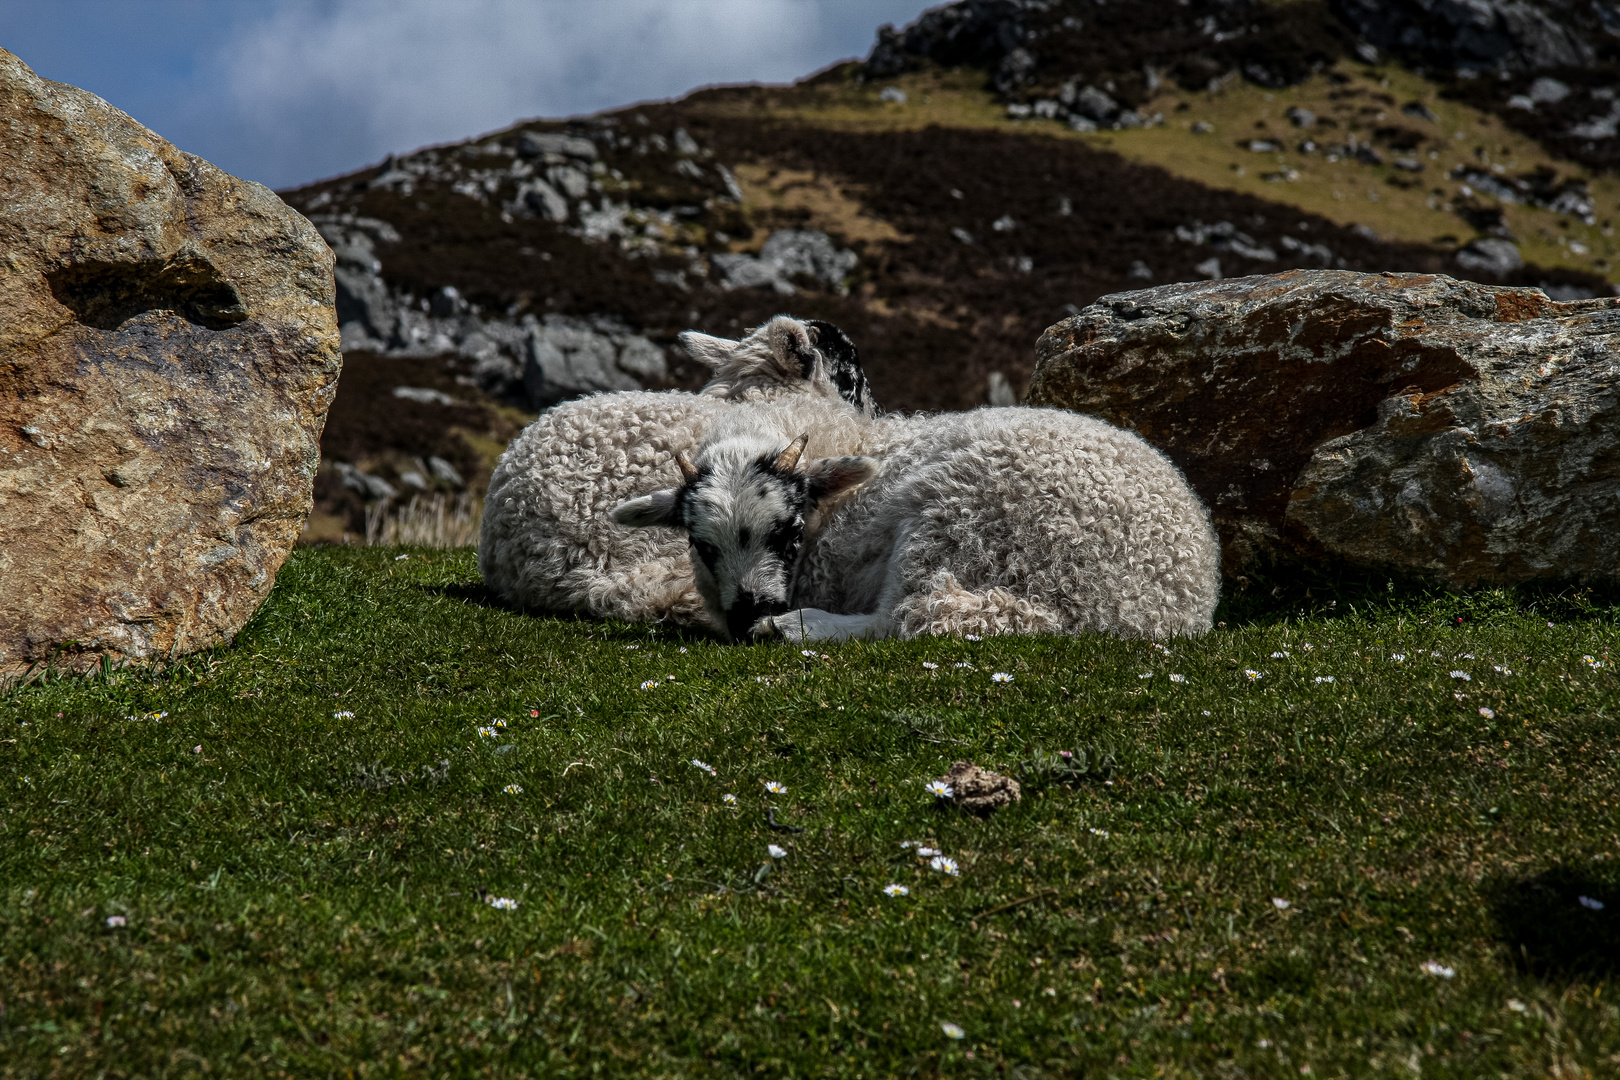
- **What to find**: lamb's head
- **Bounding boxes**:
[682,315,878,417]
[611,433,875,641]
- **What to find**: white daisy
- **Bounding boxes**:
[477,726,497,739]
[883,883,910,897]
[333,710,355,719]
[503,784,523,795]
[1479,707,1495,719]
[1138,672,1153,679]
[486,896,519,910]
[1450,670,1471,681]
[801,649,816,657]
[1244,669,1262,681]
[1271,651,1288,659]
[722,793,737,805]
[1420,960,1455,979]
[1302,643,1314,652]
[941,1022,965,1039]
[1169,673,1186,683]
[964,634,982,642]
[1494,665,1514,675]
[916,846,941,858]
[1314,676,1335,684]
[954,662,972,669]
[640,680,659,690]
[922,662,939,670]
[765,780,787,795]
[394,554,408,561]
[991,672,1014,683]
[929,855,960,876]
[767,844,788,859]
[1391,654,1406,662]
[1507,999,1528,1013]
[926,780,954,798]
[1272,897,1291,910]
[1579,895,1605,911]
[105,915,127,928]
[1088,828,1109,838]
[691,759,716,775]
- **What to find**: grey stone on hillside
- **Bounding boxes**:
[712,229,858,295]
[1456,237,1524,275]
[517,131,598,161]
[334,462,398,503]
[521,315,668,407]
[1334,0,1598,74]
[1027,270,1620,587]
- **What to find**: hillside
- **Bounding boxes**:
[278,0,1620,541]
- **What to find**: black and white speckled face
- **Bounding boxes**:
[676,448,810,641]
[611,436,877,641]
[803,319,876,416]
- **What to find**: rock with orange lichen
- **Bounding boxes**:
[0,49,340,683]
[1028,269,1620,586]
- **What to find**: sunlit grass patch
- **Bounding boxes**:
[2,546,1617,1075]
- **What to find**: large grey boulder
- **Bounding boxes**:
[0,49,341,682]
[1026,270,1620,586]
[521,315,668,407]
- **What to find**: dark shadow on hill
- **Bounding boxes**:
[1213,561,1620,629]
[1487,864,1620,981]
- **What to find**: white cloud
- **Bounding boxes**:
[207,0,932,187]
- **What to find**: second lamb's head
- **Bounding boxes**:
[683,315,879,417]
[611,432,875,641]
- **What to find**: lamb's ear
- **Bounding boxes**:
[611,489,681,528]
[804,456,877,503]
[677,331,737,371]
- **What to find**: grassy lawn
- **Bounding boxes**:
[3,547,1618,1077]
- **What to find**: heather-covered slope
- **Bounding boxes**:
[280,0,1619,539]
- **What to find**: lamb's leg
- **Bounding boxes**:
[755,608,887,643]
[889,570,1064,639]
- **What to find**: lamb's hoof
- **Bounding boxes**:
[749,615,787,643]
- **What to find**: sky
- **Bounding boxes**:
[0,0,935,191]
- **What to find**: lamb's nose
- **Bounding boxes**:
[725,592,780,642]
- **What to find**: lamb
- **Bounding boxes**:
[477,316,878,625]
[610,394,1221,641]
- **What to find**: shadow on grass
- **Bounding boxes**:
[1488,864,1620,980]
[1214,562,1620,631]
[416,581,726,644]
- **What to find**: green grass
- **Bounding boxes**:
[3,547,1619,1078]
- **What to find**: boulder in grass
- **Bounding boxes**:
[1026,270,1620,587]
[0,49,341,683]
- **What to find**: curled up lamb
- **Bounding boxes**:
[478,316,877,626]
[610,396,1222,641]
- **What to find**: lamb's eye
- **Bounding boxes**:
[691,540,718,565]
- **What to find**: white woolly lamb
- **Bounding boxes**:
[612,396,1220,641]
[478,316,876,625]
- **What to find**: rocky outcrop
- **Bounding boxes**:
[1027,270,1620,587]
[0,49,341,681]
[1331,0,1607,75]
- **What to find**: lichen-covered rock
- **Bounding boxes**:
[0,49,341,682]
[940,761,1021,816]
[1026,270,1620,586]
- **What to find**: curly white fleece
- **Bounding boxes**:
[698,397,1222,640]
[477,316,872,624]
